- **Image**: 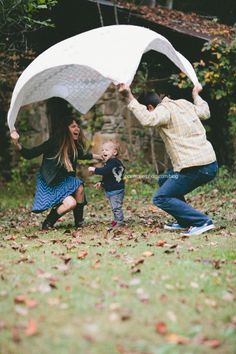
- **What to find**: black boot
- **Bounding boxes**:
[73,203,84,228]
[42,208,61,230]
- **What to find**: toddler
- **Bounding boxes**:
[88,141,125,228]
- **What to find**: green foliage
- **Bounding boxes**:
[228,104,236,136]
[0,0,58,110]
[10,156,38,185]
[171,39,236,101]
[86,110,104,135]
[0,0,57,50]
[132,62,164,95]
[132,62,149,95]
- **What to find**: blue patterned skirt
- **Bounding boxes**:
[32,173,82,213]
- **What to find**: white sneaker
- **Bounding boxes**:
[182,221,215,236]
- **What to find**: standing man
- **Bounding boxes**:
[119,84,218,236]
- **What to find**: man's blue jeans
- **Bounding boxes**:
[153,161,218,227]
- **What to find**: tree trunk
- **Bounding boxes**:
[96,1,104,26]
[165,0,174,9]
[0,110,11,180]
[148,0,156,8]
[149,128,159,174]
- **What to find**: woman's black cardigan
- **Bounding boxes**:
[20,136,93,186]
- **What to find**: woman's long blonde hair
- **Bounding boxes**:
[55,117,86,172]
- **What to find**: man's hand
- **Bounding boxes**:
[88,166,95,173]
[192,84,203,99]
[118,83,134,102]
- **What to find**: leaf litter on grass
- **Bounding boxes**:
[0,177,236,353]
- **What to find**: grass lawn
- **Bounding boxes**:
[0,169,236,354]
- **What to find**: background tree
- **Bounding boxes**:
[0,0,57,179]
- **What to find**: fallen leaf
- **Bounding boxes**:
[156,240,166,247]
[109,303,121,311]
[15,305,28,316]
[91,259,101,269]
[14,295,27,304]
[204,339,221,348]
[15,255,33,264]
[53,263,70,273]
[37,269,54,279]
[0,320,6,331]
[136,288,149,303]
[167,311,177,323]
[231,315,236,325]
[131,267,141,274]
[116,344,125,353]
[222,291,234,302]
[204,298,217,307]
[129,278,141,286]
[121,312,131,321]
[155,321,167,335]
[164,249,175,254]
[25,299,38,308]
[14,295,38,308]
[148,205,159,213]
[47,297,60,306]
[143,251,154,257]
[190,282,199,289]
[38,283,51,294]
[131,257,145,268]
[166,333,189,344]
[169,244,178,249]
[109,312,119,321]
[72,230,82,238]
[160,294,168,302]
[188,247,195,252]
[4,235,17,240]
[12,326,21,342]
[77,250,88,259]
[25,319,38,336]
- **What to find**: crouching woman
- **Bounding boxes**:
[11,116,98,230]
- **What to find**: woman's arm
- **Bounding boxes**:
[11,129,55,160]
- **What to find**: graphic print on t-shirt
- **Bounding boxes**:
[112,166,124,183]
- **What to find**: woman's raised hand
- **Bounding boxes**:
[10,129,22,150]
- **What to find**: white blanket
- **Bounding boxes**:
[7,25,200,131]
